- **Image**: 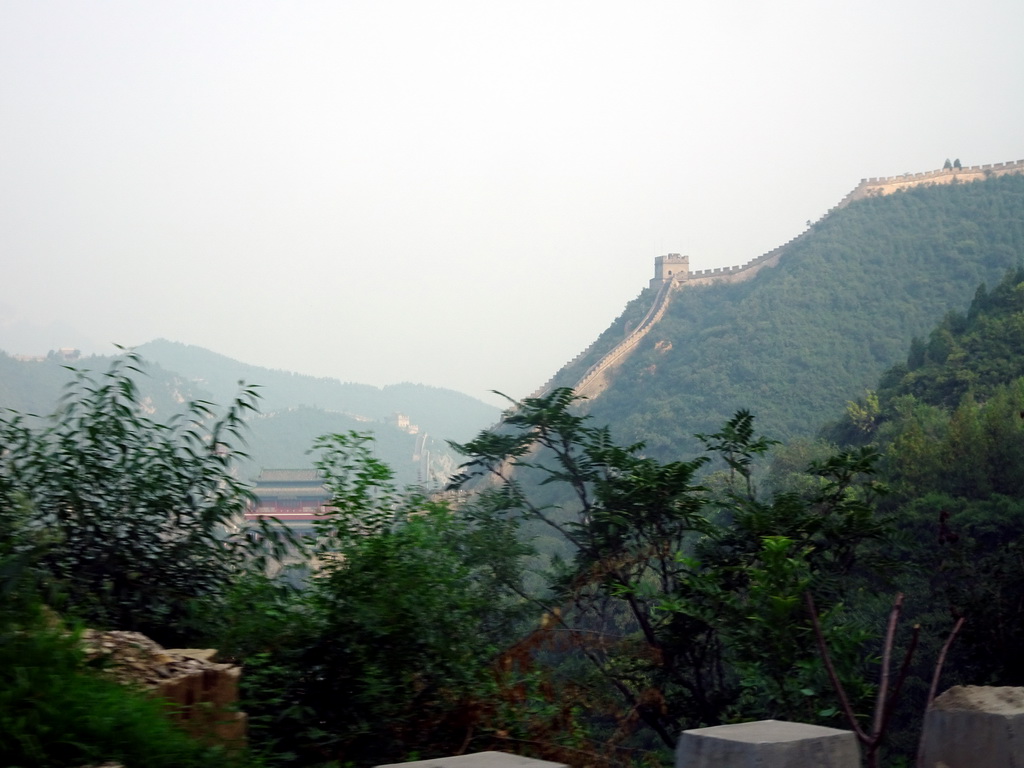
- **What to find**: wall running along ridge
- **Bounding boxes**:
[530,159,1024,401]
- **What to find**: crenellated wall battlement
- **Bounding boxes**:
[852,159,1024,199]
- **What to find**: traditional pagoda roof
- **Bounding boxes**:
[252,486,328,498]
[255,469,323,483]
[248,468,330,529]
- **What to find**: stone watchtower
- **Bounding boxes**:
[650,253,689,289]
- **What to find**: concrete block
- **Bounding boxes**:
[376,751,567,768]
[919,686,1024,768]
[675,719,859,768]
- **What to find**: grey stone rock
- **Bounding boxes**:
[675,719,859,768]
[919,685,1024,768]
[376,751,568,768]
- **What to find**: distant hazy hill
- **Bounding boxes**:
[0,343,500,485]
[135,339,498,444]
[0,350,194,417]
[550,173,1024,458]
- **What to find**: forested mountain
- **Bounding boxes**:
[550,174,1024,459]
[769,266,1024,755]
[871,267,1024,411]
[826,266,1024,509]
[0,342,500,484]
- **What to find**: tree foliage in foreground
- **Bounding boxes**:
[0,354,281,767]
[240,405,892,764]
[228,431,535,767]
[7,350,1002,766]
[450,389,891,748]
[0,352,286,645]
[795,268,1024,757]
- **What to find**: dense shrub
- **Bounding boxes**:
[0,353,285,645]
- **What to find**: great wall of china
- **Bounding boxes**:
[530,159,1024,402]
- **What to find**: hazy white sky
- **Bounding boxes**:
[2,1,1022,406]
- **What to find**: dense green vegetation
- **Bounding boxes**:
[0,360,529,767]
[822,266,1024,692]
[0,359,276,767]
[449,394,891,753]
[0,354,285,645]
[4,361,899,766]
[5,292,1024,765]
[574,175,1024,458]
[443,261,1024,763]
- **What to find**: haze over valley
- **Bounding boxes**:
[2,1,1022,407]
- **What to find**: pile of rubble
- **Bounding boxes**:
[80,629,246,748]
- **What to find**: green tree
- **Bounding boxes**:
[817,269,1024,758]
[451,390,890,745]
[451,389,714,745]
[0,352,283,645]
[238,431,530,767]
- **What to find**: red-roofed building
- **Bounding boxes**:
[247,469,331,530]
